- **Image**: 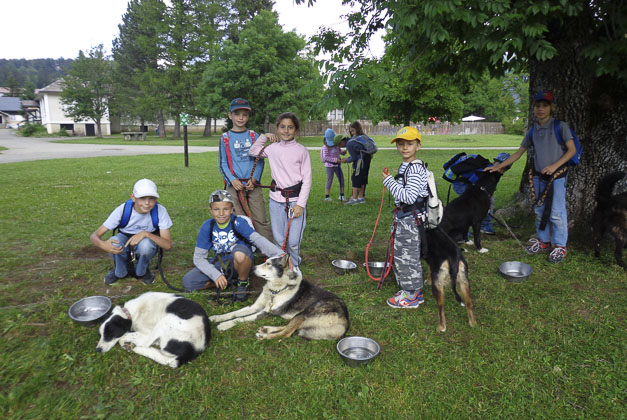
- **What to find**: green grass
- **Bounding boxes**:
[1,145,624,418]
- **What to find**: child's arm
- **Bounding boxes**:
[90,225,123,254]
[218,136,237,187]
[541,139,576,175]
[249,134,270,157]
[293,148,313,217]
[123,229,171,250]
[485,146,526,173]
[249,232,284,257]
[383,166,428,204]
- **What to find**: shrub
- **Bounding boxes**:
[19,123,48,137]
[56,128,70,137]
[502,117,526,135]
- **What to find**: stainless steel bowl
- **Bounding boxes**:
[363,261,386,278]
[332,259,357,275]
[68,296,112,326]
[499,261,533,283]
[337,336,380,367]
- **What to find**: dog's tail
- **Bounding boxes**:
[596,171,626,205]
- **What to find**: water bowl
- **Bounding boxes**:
[337,336,380,367]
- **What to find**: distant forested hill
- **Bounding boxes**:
[0,58,73,89]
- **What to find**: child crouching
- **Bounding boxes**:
[382,127,429,308]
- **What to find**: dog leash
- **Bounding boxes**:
[365,185,394,286]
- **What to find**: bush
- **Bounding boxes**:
[19,123,48,137]
[502,117,526,135]
[56,128,70,137]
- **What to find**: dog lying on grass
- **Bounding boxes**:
[439,171,503,253]
[209,255,349,340]
[96,292,211,368]
[592,171,627,269]
[424,227,476,332]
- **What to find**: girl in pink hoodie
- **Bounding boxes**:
[249,112,312,269]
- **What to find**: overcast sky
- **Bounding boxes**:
[0,0,383,60]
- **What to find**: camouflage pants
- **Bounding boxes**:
[392,216,424,291]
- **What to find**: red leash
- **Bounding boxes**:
[365,185,395,288]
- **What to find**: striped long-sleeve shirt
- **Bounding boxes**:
[320,145,341,168]
[383,161,429,206]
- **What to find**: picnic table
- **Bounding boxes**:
[122,132,147,141]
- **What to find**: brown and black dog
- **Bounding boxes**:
[592,171,627,269]
[423,227,476,332]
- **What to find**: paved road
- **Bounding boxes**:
[0,129,518,164]
[0,129,217,164]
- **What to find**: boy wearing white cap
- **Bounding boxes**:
[90,179,173,285]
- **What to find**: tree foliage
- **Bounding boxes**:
[199,10,326,132]
[0,58,73,90]
[60,45,113,138]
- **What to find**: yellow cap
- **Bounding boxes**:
[391,126,422,143]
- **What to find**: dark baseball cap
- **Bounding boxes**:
[230,98,252,112]
[533,90,554,103]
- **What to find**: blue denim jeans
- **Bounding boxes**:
[533,176,568,247]
[111,232,158,277]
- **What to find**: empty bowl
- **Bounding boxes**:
[363,261,386,278]
[68,296,113,326]
[499,261,533,283]
[332,259,357,275]
[337,336,380,367]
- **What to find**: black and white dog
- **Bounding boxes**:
[96,292,211,368]
[592,171,627,269]
[439,171,503,253]
[209,255,349,340]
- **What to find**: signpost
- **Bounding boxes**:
[180,113,189,167]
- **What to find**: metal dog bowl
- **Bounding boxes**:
[363,262,386,278]
[499,261,533,283]
[68,296,112,326]
[337,336,380,367]
[332,259,357,275]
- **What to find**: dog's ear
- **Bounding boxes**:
[279,253,289,267]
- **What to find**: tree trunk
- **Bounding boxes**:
[174,120,180,138]
[203,117,212,136]
[158,111,166,138]
[525,13,627,229]
[96,119,102,138]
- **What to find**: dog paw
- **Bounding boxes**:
[168,359,180,368]
[208,315,221,322]
[256,327,268,340]
[478,248,489,254]
[120,340,135,352]
[217,321,234,331]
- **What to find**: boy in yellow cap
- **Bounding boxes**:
[382,127,429,308]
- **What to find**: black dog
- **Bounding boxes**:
[423,227,476,332]
[592,171,627,269]
[439,171,503,253]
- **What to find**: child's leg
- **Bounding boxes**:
[181,267,211,291]
[548,177,568,247]
[269,198,288,249]
[325,167,334,196]
[246,187,274,242]
[134,237,158,277]
[336,165,345,195]
[232,245,254,281]
[532,177,551,244]
[111,232,131,278]
[286,202,306,268]
[392,218,424,292]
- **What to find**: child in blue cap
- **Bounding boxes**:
[320,128,346,201]
[487,90,576,263]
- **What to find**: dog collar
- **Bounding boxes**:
[121,307,132,320]
[269,285,290,295]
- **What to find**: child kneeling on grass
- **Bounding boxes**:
[382,127,430,308]
[90,178,172,285]
[182,190,287,302]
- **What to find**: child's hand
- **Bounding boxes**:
[214,275,228,290]
[291,205,304,218]
[382,167,390,180]
[232,179,244,191]
[484,165,500,173]
[541,164,558,176]
[245,179,256,190]
[265,133,279,143]
[125,231,148,247]
[105,238,123,254]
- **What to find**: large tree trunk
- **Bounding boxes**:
[526,13,627,228]
[158,111,166,138]
[174,120,180,138]
[203,117,212,136]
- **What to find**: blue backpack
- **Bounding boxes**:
[528,119,583,166]
[348,134,378,154]
[442,152,490,184]
[117,198,159,232]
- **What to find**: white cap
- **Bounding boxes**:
[133,179,159,198]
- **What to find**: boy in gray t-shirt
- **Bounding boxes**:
[90,179,173,285]
[487,91,577,263]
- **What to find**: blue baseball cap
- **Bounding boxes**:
[495,152,510,163]
[533,91,554,103]
[230,98,252,112]
[325,128,336,146]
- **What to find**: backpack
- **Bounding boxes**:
[207,215,253,247]
[221,130,257,175]
[401,159,443,230]
[116,198,159,233]
[528,119,582,166]
[442,152,491,184]
[348,134,378,155]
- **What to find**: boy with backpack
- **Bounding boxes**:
[382,126,430,308]
[487,90,578,263]
[181,190,287,301]
[219,98,273,242]
[90,179,172,285]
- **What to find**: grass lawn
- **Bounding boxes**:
[0,145,624,418]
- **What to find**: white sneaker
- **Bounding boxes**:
[345,198,360,205]
[324,197,332,201]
